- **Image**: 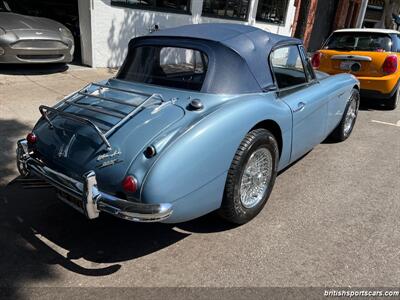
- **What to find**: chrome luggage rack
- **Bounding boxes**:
[39,82,164,151]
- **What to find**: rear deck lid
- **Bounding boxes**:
[320,31,395,77]
[32,81,185,183]
[319,50,394,77]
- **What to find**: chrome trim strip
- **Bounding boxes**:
[90,82,152,98]
[16,140,173,223]
[77,91,138,108]
[331,55,372,62]
[10,40,69,50]
[97,195,173,222]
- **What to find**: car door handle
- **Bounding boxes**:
[293,102,306,113]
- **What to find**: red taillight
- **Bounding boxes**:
[383,55,398,74]
[26,132,37,144]
[311,52,321,68]
[122,175,137,193]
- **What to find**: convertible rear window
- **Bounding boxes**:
[117,46,208,91]
[324,32,392,52]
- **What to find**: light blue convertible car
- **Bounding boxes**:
[16,24,360,224]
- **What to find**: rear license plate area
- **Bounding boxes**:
[57,190,84,212]
[340,61,360,71]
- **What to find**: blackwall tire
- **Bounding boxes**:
[329,88,359,142]
[219,128,279,225]
[386,87,399,110]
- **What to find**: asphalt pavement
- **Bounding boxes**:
[0,65,399,299]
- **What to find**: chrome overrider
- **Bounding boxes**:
[16,139,173,222]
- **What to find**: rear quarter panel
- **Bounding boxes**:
[140,93,292,214]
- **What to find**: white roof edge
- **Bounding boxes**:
[334,28,400,34]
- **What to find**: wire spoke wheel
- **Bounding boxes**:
[329,88,359,142]
[344,94,357,135]
[239,148,273,208]
[220,128,278,224]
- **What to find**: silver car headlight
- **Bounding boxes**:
[59,27,72,38]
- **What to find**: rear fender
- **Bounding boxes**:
[140,94,292,206]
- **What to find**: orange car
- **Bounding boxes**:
[312,28,399,109]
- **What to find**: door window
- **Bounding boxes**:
[270,45,307,89]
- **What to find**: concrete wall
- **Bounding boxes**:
[78,0,93,66]
[83,0,296,67]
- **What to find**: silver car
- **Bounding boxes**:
[0,1,74,64]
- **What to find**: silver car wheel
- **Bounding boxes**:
[344,95,357,135]
[239,148,273,208]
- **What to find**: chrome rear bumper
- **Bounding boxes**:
[16,139,172,222]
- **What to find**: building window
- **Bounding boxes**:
[363,0,385,27]
[202,0,250,21]
[256,0,289,25]
[111,0,191,14]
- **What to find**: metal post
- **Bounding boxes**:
[248,0,260,25]
[292,0,302,37]
[356,0,369,28]
[303,0,319,49]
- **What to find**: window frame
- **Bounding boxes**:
[394,34,400,52]
[110,0,192,15]
[298,45,317,82]
[268,43,318,93]
[255,0,289,25]
[202,0,250,21]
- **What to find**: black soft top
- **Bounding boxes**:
[120,23,302,94]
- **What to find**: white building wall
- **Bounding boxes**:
[86,0,296,67]
[78,0,93,66]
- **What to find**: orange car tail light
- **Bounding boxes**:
[382,55,398,74]
[311,52,321,68]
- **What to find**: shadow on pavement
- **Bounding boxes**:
[0,63,68,75]
[359,96,392,111]
[0,119,31,186]
[0,178,185,276]
[0,175,236,290]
